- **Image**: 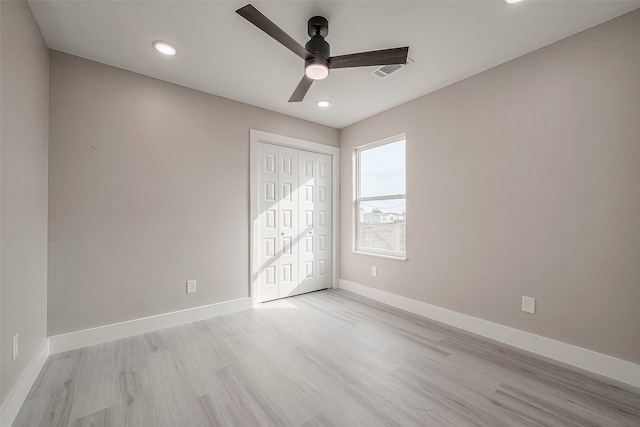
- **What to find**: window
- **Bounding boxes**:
[355,136,406,258]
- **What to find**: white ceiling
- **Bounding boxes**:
[28,0,640,129]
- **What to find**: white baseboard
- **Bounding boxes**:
[49,297,252,354]
[338,279,640,389]
[0,339,49,427]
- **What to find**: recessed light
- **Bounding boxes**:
[317,100,331,108]
[506,0,523,3]
[153,41,176,56]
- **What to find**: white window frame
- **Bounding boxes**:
[353,134,406,260]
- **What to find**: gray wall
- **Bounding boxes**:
[0,0,49,406]
[48,51,339,335]
[339,10,640,364]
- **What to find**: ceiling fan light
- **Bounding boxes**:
[305,62,329,80]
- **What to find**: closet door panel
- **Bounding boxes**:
[299,151,332,294]
[313,152,332,291]
[256,143,280,302]
[278,146,300,298]
[298,150,316,293]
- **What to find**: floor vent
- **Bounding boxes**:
[371,58,413,79]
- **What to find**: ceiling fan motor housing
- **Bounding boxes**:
[305,16,330,77]
[306,16,330,58]
[305,34,330,57]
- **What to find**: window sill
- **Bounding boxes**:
[350,250,407,261]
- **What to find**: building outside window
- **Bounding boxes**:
[355,135,406,258]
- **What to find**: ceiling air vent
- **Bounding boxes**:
[371,58,413,79]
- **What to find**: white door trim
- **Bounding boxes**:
[250,130,340,307]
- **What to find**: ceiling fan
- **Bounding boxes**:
[236,4,409,102]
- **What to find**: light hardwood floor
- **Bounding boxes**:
[14,290,640,426]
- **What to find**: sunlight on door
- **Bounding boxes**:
[256,142,332,303]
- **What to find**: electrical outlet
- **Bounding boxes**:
[371,266,377,277]
[12,334,19,361]
[186,280,197,294]
[522,296,536,314]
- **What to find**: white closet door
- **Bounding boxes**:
[256,143,331,303]
[299,150,332,294]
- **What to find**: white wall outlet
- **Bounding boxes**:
[12,334,19,361]
[371,266,377,277]
[522,296,536,314]
[186,280,197,294]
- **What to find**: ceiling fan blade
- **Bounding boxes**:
[236,4,309,60]
[329,47,409,69]
[289,75,314,102]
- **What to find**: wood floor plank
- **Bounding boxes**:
[13,289,640,427]
[73,407,113,427]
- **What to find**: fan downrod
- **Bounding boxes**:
[307,16,328,37]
